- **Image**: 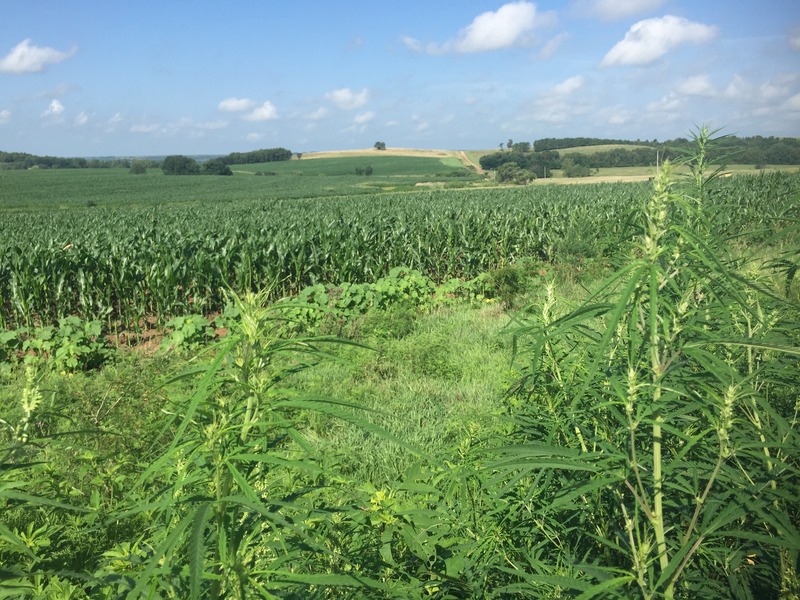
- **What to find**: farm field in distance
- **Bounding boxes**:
[2,137,800,598]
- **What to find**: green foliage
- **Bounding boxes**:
[219,147,292,165]
[159,314,215,353]
[201,158,232,176]
[495,162,535,184]
[374,141,386,150]
[501,128,800,597]
[128,160,147,175]
[161,154,200,175]
[560,156,593,177]
[0,126,798,598]
[6,316,112,372]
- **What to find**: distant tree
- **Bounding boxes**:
[561,157,592,178]
[162,155,200,175]
[295,152,303,160]
[374,141,386,150]
[507,139,513,151]
[129,160,147,175]
[496,162,535,184]
[202,158,233,176]
[499,142,504,151]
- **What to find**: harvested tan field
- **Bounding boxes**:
[300,148,461,159]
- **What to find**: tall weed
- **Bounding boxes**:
[500,128,800,598]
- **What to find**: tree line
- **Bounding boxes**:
[481,134,800,180]
[0,152,162,171]
[531,135,800,165]
[0,147,293,171]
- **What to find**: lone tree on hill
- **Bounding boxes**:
[374,141,386,150]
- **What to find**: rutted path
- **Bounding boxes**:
[459,150,483,173]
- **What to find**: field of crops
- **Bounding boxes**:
[2,135,800,598]
[0,156,480,210]
[2,169,798,330]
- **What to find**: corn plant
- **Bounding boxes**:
[498,129,800,598]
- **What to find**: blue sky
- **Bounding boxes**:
[2,0,799,156]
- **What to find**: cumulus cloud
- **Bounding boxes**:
[786,93,800,111]
[242,101,278,121]
[0,109,10,124]
[74,111,89,126]
[531,75,587,123]
[607,108,632,125]
[0,39,75,74]
[42,99,65,117]
[676,74,716,96]
[404,1,539,54]
[601,15,718,67]
[723,74,749,100]
[218,97,257,112]
[553,75,584,95]
[647,92,683,112]
[307,107,330,120]
[585,0,664,21]
[324,87,369,110]
[353,111,375,125]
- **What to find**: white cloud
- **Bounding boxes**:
[676,74,716,96]
[553,75,583,95]
[105,112,123,132]
[607,108,632,125]
[0,39,75,74]
[74,111,89,126]
[243,101,278,121]
[530,76,588,124]
[130,118,229,136]
[246,132,264,142]
[586,0,664,21]
[130,123,160,134]
[308,107,330,120]
[404,1,539,54]
[539,33,568,58]
[42,99,65,117]
[194,120,228,130]
[790,27,800,51]
[647,92,683,112]
[723,74,749,99]
[353,111,375,125]
[0,109,10,124]
[218,97,257,112]
[786,94,800,112]
[324,87,369,110]
[601,15,718,67]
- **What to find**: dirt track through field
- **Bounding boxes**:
[459,151,483,173]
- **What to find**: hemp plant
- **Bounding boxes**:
[102,289,399,599]
[497,127,800,598]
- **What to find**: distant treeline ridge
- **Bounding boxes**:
[0,147,293,170]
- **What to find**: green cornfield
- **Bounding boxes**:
[1,172,797,330]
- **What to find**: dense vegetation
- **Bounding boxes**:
[1,130,799,598]
[481,135,800,177]
[3,172,796,331]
